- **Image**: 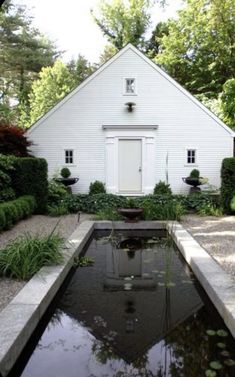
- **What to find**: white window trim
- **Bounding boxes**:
[185,148,198,166]
[64,149,75,165]
[123,77,137,95]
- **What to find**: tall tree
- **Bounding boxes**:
[91,0,153,50]
[0,0,59,123]
[156,0,235,98]
[22,60,76,127]
[67,55,96,85]
[99,44,118,64]
[220,79,235,130]
[146,21,169,58]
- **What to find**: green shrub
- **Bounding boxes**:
[198,202,223,217]
[133,194,174,208]
[179,193,219,213]
[62,194,87,213]
[0,170,11,188]
[0,232,64,280]
[0,208,6,231]
[83,193,127,213]
[60,167,71,178]
[47,204,69,217]
[0,154,16,201]
[127,198,136,208]
[0,187,16,203]
[1,202,19,228]
[0,195,36,230]
[230,196,235,212]
[11,158,48,214]
[153,181,172,195]
[189,169,200,178]
[48,180,68,205]
[221,158,235,214]
[96,208,122,220]
[143,200,185,221]
[89,180,106,195]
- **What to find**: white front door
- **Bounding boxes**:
[118,139,142,193]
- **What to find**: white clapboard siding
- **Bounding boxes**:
[28,45,233,194]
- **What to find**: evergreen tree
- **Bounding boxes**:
[0,0,59,123]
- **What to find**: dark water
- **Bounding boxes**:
[13,230,235,377]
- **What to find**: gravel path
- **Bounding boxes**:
[0,213,93,312]
[1,214,235,313]
[182,214,235,280]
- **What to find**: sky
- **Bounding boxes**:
[15,0,183,63]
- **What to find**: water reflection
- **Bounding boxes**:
[18,230,235,377]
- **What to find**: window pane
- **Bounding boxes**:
[187,149,196,164]
[65,150,73,164]
[126,79,135,93]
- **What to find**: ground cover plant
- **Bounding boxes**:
[0,231,64,280]
[46,189,222,220]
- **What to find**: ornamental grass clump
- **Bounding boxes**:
[0,232,64,280]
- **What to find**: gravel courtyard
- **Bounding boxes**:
[0,213,235,313]
[0,213,92,312]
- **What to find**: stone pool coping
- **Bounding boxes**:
[0,220,235,376]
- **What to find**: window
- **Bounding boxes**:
[187,149,196,164]
[65,149,73,164]
[125,78,136,94]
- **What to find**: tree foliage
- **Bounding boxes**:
[92,0,153,50]
[0,124,32,156]
[22,54,95,127]
[146,21,169,58]
[0,0,59,123]
[220,79,235,129]
[67,54,96,85]
[156,0,235,98]
[23,61,76,126]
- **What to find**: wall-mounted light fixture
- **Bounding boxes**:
[125,102,136,112]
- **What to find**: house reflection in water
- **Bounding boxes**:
[58,232,203,363]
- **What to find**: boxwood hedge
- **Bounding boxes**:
[11,158,48,213]
[0,195,36,231]
[221,158,235,214]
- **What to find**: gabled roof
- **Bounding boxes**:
[28,43,234,136]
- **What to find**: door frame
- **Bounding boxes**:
[104,128,156,195]
[118,138,143,194]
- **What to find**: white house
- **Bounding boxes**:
[28,44,234,195]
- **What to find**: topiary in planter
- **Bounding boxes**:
[60,167,71,178]
[189,169,200,178]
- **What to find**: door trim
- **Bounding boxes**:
[104,129,156,195]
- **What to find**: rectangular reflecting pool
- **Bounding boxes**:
[10,230,235,377]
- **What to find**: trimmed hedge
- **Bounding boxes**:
[221,158,235,214]
[0,195,36,230]
[11,158,48,214]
